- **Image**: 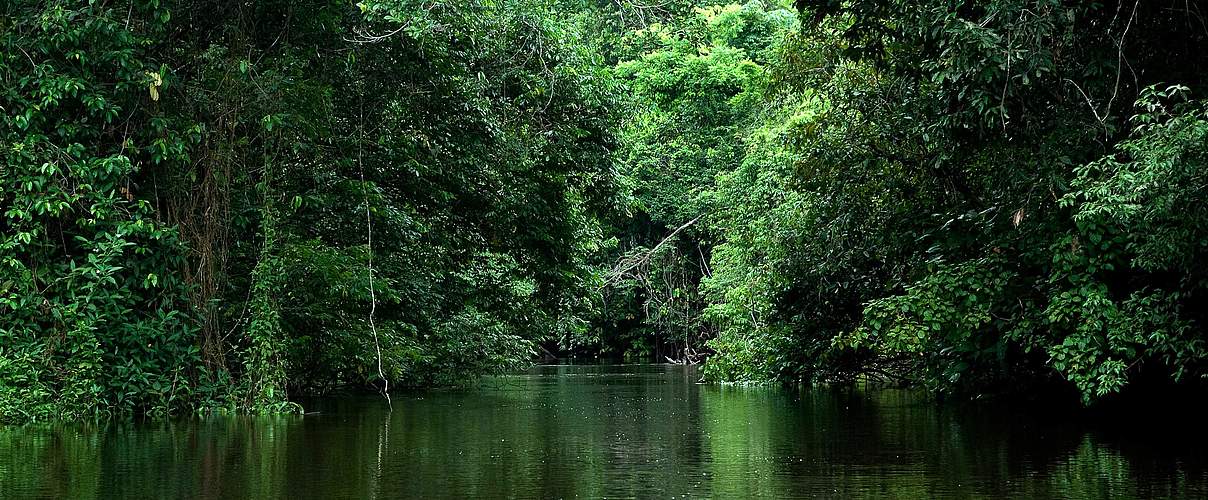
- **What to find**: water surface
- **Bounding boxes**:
[2,364,1206,498]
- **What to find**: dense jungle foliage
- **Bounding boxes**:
[2,0,1206,421]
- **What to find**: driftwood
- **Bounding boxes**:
[665,346,703,365]
[606,215,708,364]
[605,215,702,287]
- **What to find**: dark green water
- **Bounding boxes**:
[2,364,1206,498]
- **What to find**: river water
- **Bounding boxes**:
[2,364,1206,498]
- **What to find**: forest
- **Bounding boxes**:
[3,0,1208,423]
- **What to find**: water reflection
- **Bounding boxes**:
[1,364,1205,498]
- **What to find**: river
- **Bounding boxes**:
[2,364,1206,498]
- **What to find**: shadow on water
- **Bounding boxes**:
[2,364,1206,498]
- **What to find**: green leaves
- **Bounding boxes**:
[597,3,796,361]
[1,0,200,422]
[4,0,1205,422]
[1067,87,1208,272]
[695,0,1208,402]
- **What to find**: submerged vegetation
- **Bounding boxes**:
[2,0,1206,422]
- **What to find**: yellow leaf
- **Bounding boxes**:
[147,71,162,101]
